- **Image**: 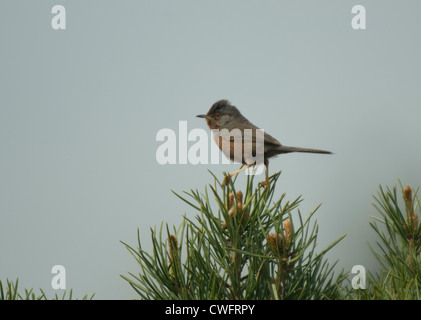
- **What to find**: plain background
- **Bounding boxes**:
[1,1,421,299]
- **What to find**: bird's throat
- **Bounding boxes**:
[207,118,220,130]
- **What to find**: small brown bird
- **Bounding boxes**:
[197,100,332,186]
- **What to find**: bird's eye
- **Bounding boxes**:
[214,112,222,119]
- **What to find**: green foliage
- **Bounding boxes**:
[4,176,420,300]
[351,182,421,299]
[122,171,346,300]
[0,278,94,300]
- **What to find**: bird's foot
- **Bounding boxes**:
[222,174,231,187]
[259,179,270,189]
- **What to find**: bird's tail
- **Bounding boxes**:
[278,146,332,155]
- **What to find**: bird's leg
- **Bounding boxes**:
[229,163,254,177]
[259,159,270,187]
[222,164,254,186]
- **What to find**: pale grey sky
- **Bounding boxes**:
[1,1,421,299]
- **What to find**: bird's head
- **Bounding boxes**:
[197,99,242,129]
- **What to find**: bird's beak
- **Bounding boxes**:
[196,114,208,119]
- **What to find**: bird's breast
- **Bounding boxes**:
[212,131,265,165]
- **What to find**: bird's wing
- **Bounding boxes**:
[214,128,244,142]
[218,124,282,147]
[262,131,282,147]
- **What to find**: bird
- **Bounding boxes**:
[197,99,332,186]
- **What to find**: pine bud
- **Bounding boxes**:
[168,235,178,260]
[236,190,243,205]
[284,220,292,248]
[266,233,284,256]
[403,186,418,233]
[228,193,234,210]
[168,235,178,277]
[404,185,414,216]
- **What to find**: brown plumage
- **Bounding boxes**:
[197,99,332,186]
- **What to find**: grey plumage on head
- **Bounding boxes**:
[208,99,241,117]
[213,99,231,108]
